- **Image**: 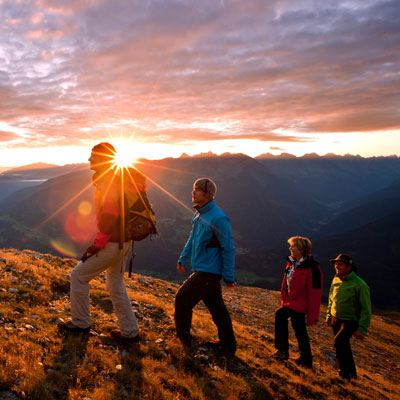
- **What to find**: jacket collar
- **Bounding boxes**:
[336,271,356,281]
[195,200,215,214]
[286,254,313,269]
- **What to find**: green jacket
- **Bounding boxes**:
[327,271,371,334]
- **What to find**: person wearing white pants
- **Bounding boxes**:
[59,142,139,341]
[69,242,138,337]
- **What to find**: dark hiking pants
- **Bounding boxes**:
[331,319,358,379]
[174,271,236,353]
[274,306,312,364]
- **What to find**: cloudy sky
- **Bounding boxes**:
[1,0,399,166]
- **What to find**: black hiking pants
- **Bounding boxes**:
[331,319,358,379]
[274,306,312,364]
[174,271,236,353]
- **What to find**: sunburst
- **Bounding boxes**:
[36,139,196,250]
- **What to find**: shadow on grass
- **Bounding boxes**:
[101,336,144,400]
[91,294,114,314]
[30,331,89,400]
[176,343,274,400]
[219,353,274,400]
[181,352,225,400]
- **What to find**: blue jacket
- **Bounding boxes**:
[178,200,236,283]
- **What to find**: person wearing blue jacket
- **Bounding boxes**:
[175,177,237,354]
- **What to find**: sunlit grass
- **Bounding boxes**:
[1,248,399,399]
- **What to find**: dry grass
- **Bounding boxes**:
[0,248,399,399]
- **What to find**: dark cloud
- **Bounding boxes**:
[0,0,399,148]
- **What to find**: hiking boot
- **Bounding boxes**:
[271,350,289,360]
[178,332,192,348]
[111,330,140,343]
[207,340,236,355]
[58,320,91,333]
[294,357,312,368]
[338,371,357,381]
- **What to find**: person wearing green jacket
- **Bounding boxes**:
[326,254,371,380]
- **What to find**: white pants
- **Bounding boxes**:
[70,242,139,338]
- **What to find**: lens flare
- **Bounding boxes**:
[65,209,96,243]
[50,239,77,258]
[78,201,92,216]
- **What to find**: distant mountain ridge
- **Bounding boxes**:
[6,162,58,172]
[0,163,86,202]
[255,152,399,160]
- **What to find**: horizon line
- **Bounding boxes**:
[1,151,399,170]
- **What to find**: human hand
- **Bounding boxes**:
[81,245,100,262]
[226,282,236,288]
[177,263,185,275]
[353,330,365,340]
[326,316,337,326]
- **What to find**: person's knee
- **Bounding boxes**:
[70,266,82,287]
[334,335,347,349]
[275,307,287,321]
[106,279,125,297]
[175,288,188,308]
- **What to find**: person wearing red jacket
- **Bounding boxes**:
[59,142,139,342]
[271,236,323,367]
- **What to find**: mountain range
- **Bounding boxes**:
[0,153,399,309]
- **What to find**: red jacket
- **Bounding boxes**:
[280,255,323,325]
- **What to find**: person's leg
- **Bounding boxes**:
[274,307,291,354]
[70,242,120,328]
[174,272,212,345]
[332,320,358,379]
[290,310,312,366]
[106,242,139,338]
[202,278,236,353]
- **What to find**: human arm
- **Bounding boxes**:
[326,282,334,325]
[81,182,119,261]
[177,225,194,271]
[357,283,372,335]
[213,216,235,284]
[92,182,120,248]
[306,262,323,326]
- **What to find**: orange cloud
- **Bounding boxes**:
[0,131,19,142]
[1,0,399,153]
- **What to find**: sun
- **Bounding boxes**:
[112,140,137,169]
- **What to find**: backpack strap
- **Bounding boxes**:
[206,230,221,249]
[128,241,136,278]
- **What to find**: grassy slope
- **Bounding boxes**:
[0,249,399,400]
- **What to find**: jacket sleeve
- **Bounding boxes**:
[178,227,194,266]
[93,185,120,248]
[357,283,372,334]
[306,262,323,325]
[326,282,334,321]
[214,215,235,283]
[280,266,288,305]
